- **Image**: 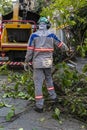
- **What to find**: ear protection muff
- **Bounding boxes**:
[47,21,51,29]
[36,24,39,29]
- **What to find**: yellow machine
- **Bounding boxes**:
[0,0,39,66]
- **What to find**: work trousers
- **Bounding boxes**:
[33,68,57,109]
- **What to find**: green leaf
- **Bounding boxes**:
[39,117,45,122]
[0,128,4,130]
[4,104,12,108]
[14,82,19,91]
[18,128,24,130]
[0,102,5,107]
[6,108,15,121]
[53,108,61,120]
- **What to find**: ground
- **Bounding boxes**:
[0,57,87,130]
[0,98,87,130]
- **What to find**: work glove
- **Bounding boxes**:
[24,62,29,71]
[62,42,69,52]
[66,48,74,56]
[61,42,73,56]
[24,62,32,71]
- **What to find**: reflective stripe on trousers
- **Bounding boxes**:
[33,68,57,109]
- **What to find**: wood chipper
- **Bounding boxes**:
[0,0,40,66]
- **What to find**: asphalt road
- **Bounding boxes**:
[0,98,87,130]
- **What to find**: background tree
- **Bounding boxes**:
[70,5,87,57]
[35,0,52,13]
[40,0,87,57]
[0,0,13,15]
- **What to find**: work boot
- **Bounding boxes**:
[45,97,58,103]
[48,97,58,110]
[48,98,58,107]
[51,97,58,103]
[34,106,43,113]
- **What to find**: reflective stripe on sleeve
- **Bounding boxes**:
[34,48,54,52]
[58,42,63,48]
[47,87,54,91]
[35,95,43,99]
[27,46,34,50]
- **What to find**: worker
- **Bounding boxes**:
[24,17,69,113]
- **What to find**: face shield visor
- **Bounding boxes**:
[38,22,47,30]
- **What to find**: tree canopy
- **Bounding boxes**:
[0,0,13,15]
[40,0,87,25]
[40,0,87,57]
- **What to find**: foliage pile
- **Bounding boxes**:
[53,62,87,123]
[0,65,34,99]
